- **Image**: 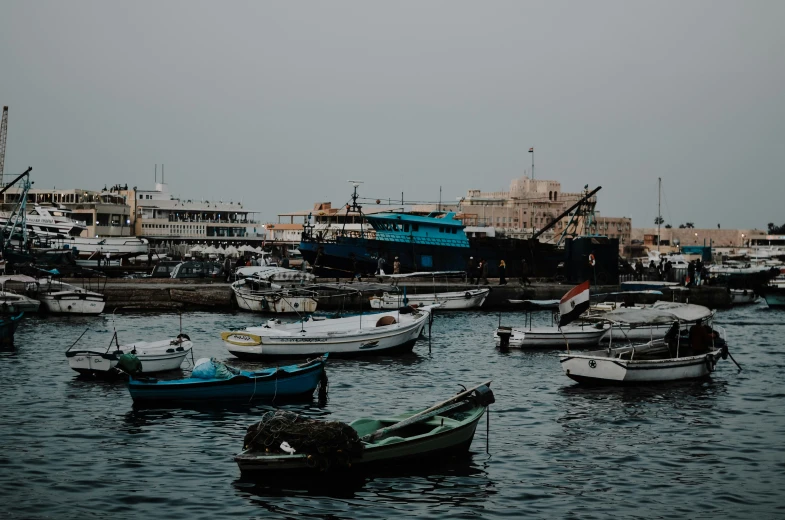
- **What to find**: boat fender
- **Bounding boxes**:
[705,356,715,373]
[465,291,472,299]
[721,345,729,360]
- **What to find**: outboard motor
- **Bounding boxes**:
[497,326,512,351]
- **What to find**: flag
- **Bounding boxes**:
[558,281,590,327]
[529,148,534,153]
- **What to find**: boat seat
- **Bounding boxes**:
[372,436,406,446]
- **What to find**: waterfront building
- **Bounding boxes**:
[415,176,632,249]
[0,186,132,237]
[119,182,264,245]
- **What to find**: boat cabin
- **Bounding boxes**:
[366,212,470,248]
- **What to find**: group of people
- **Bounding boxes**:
[466,257,531,286]
[373,256,401,276]
[630,256,709,287]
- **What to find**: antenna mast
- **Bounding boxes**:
[0,107,8,187]
[657,177,661,252]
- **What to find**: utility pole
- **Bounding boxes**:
[0,106,8,187]
[657,177,661,252]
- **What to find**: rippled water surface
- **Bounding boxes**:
[2,304,784,519]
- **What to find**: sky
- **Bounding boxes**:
[1,1,783,230]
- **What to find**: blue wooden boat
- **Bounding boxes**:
[0,312,24,346]
[127,354,327,403]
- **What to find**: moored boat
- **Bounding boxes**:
[0,312,24,346]
[760,284,785,308]
[0,275,40,313]
[729,288,758,305]
[221,305,435,359]
[38,280,105,314]
[127,355,327,403]
[370,288,489,310]
[559,302,733,385]
[231,277,318,314]
[493,323,609,348]
[66,333,193,376]
[234,381,494,476]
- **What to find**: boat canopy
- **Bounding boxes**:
[604,301,713,326]
[0,274,38,286]
[381,271,465,279]
[238,266,316,282]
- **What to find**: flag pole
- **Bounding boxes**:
[529,147,535,181]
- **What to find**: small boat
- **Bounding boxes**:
[496,281,608,348]
[0,312,24,346]
[66,331,193,376]
[234,381,494,476]
[232,277,318,314]
[38,279,106,314]
[0,275,41,314]
[221,305,435,359]
[494,323,609,348]
[559,302,733,385]
[729,288,758,305]
[127,355,327,403]
[760,283,785,308]
[370,288,489,310]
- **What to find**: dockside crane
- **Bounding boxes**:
[0,106,8,187]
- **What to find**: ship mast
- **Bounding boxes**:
[657,177,661,253]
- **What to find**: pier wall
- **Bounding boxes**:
[77,278,732,311]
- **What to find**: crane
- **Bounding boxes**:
[0,106,8,187]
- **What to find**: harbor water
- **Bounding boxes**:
[1,304,783,519]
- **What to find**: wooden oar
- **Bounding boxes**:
[362,380,492,442]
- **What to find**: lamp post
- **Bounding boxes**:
[741,233,745,248]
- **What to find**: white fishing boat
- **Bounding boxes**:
[558,302,735,385]
[66,333,193,376]
[221,305,435,359]
[232,278,318,314]
[370,288,489,310]
[37,280,106,314]
[729,288,757,305]
[0,275,41,313]
[493,323,609,348]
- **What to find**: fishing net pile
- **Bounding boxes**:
[243,410,364,471]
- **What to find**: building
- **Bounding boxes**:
[120,182,264,245]
[1,186,132,237]
[631,227,763,249]
[416,175,632,250]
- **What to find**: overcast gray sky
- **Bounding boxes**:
[1,1,783,229]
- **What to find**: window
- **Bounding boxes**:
[412,224,419,232]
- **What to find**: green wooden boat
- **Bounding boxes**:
[235,381,494,476]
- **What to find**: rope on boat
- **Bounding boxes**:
[243,410,363,471]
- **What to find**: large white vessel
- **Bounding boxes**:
[0,205,87,238]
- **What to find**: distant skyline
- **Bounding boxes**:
[1,1,783,230]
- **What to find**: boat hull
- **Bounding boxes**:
[559,349,722,385]
[66,340,193,375]
[370,289,489,310]
[128,358,325,403]
[235,400,485,475]
[761,286,785,308]
[234,292,318,314]
[224,319,427,359]
[40,294,106,314]
[729,289,757,305]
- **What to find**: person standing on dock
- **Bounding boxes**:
[393,256,401,274]
[498,260,507,285]
[376,256,386,275]
[520,258,531,286]
[481,259,489,285]
[467,257,475,284]
[223,256,233,282]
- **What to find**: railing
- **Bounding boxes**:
[619,267,688,284]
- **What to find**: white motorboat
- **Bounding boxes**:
[37,280,106,314]
[493,323,609,348]
[0,275,41,313]
[66,334,193,376]
[370,288,489,310]
[231,278,318,314]
[221,305,436,359]
[729,288,757,305]
[52,236,149,259]
[0,205,86,238]
[559,302,731,385]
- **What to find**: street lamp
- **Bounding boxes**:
[694,232,698,244]
[741,233,745,247]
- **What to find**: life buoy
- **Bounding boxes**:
[589,254,596,266]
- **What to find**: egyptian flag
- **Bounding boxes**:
[558,281,590,327]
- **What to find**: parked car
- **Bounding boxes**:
[170,261,224,279]
[150,261,182,278]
